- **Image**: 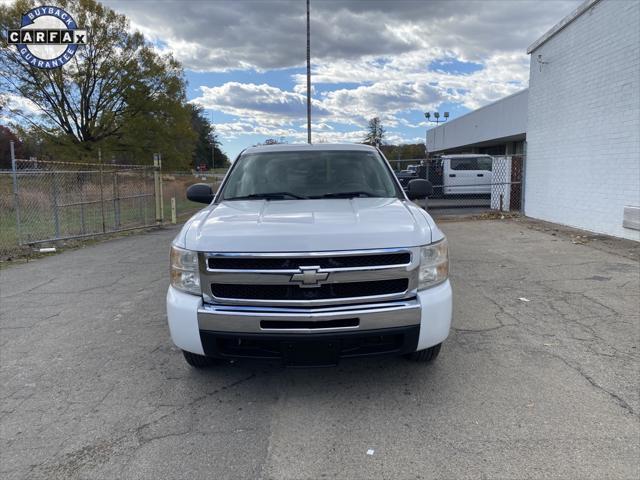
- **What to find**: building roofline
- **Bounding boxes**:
[427,88,528,134]
[527,0,603,54]
[428,133,526,154]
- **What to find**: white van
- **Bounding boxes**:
[441,154,493,195]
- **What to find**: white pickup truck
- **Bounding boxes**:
[167,144,452,367]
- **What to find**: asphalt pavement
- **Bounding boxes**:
[1,219,638,479]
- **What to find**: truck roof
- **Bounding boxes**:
[242,143,378,155]
[440,154,492,159]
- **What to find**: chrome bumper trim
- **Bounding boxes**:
[197,298,421,333]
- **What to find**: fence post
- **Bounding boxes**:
[154,153,162,223]
[51,170,61,238]
[10,141,23,245]
[79,172,86,234]
[113,170,121,228]
[171,197,176,224]
[520,154,526,214]
[99,149,106,233]
[141,168,147,225]
[159,154,164,222]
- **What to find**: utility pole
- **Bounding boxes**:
[306,0,311,144]
[210,111,215,170]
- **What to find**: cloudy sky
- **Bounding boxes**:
[31,0,586,158]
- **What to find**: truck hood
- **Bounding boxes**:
[176,198,439,252]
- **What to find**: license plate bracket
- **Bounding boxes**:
[281,340,340,367]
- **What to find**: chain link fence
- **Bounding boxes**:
[161,172,222,223]
[0,146,223,257]
[1,159,156,248]
[391,155,525,215]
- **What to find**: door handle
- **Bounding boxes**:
[477,173,484,177]
[449,174,456,177]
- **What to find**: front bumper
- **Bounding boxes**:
[166,280,452,362]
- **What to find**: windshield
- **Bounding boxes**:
[220,150,400,200]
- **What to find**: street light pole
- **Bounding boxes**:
[424,111,450,125]
[306,0,311,144]
[424,111,449,160]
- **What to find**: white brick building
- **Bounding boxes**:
[525,0,640,240]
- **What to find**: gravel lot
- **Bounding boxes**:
[1,218,638,479]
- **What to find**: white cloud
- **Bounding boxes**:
[173,0,557,144]
[1,94,41,124]
[214,120,368,144]
[104,0,579,72]
[192,82,332,128]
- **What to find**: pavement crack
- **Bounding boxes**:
[549,352,638,419]
[137,429,191,445]
[453,325,505,333]
[0,278,56,298]
[182,372,257,409]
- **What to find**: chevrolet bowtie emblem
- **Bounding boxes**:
[290,266,329,288]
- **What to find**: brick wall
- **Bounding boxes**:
[525,0,640,240]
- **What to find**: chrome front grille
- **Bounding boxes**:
[211,279,409,301]
[207,252,411,270]
[199,248,419,307]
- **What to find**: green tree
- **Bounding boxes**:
[189,105,229,170]
[381,143,426,160]
[0,0,196,169]
[363,117,385,147]
[0,125,21,167]
[254,137,287,146]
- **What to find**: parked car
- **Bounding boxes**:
[395,167,419,190]
[167,144,452,367]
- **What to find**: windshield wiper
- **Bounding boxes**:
[225,192,307,200]
[317,191,378,198]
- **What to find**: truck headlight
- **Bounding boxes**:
[418,239,448,290]
[170,245,201,295]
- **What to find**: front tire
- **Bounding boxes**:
[182,350,220,368]
[405,343,442,362]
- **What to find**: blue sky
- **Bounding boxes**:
[5,0,582,160]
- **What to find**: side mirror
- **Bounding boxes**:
[186,183,214,204]
[407,179,432,199]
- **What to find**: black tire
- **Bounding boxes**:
[182,350,219,368]
[405,343,442,362]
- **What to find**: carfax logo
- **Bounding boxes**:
[6,5,87,69]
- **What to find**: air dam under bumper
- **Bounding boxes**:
[201,326,419,366]
[166,280,452,363]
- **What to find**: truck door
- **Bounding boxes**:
[444,158,475,195]
[444,157,493,195]
[475,156,493,195]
